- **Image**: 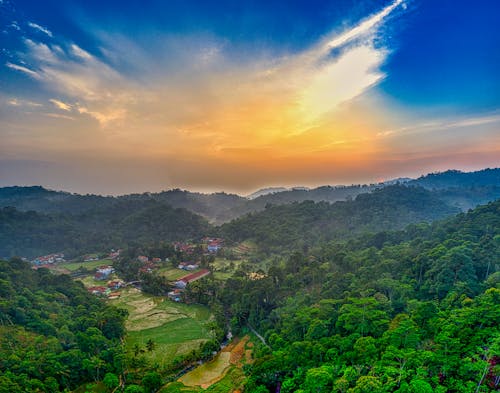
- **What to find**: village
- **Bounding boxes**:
[28,237,235,303]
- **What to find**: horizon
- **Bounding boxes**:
[1,166,498,197]
[1,0,499,195]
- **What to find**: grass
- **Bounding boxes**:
[109,288,212,368]
[178,352,231,388]
[157,267,197,281]
[76,275,115,288]
[176,336,252,390]
[60,258,113,272]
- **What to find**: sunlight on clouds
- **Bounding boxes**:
[49,99,72,111]
[299,46,386,124]
[5,0,498,192]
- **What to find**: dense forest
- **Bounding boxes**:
[219,185,459,252]
[0,184,459,258]
[212,199,500,392]
[0,201,209,258]
[1,168,499,224]
[0,258,127,392]
[4,169,500,258]
[0,169,499,392]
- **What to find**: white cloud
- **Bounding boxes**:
[49,98,72,111]
[378,113,500,138]
[7,98,42,107]
[70,44,92,60]
[45,113,75,120]
[9,0,404,133]
[5,62,40,78]
[28,22,53,37]
[325,0,403,50]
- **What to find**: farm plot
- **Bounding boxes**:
[110,288,212,368]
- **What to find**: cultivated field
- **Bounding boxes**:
[175,336,252,390]
[157,267,197,281]
[60,258,114,272]
[109,288,212,368]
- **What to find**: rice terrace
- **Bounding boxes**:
[110,288,213,368]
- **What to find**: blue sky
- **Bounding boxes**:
[1,0,499,194]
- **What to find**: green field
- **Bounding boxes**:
[60,258,113,272]
[157,267,196,281]
[109,288,212,368]
[179,352,231,388]
[76,275,115,288]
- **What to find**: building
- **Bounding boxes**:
[178,262,200,271]
[107,280,124,290]
[206,238,224,253]
[174,269,211,288]
[137,255,149,263]
[87,286,108,296]
[167,289,183,302]
[31,253,65,266]
[95,265,114,280]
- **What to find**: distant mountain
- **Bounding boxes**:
[0,200,210,259]
[247,187,289,199]
[410,168,500,210]
[411,168,500,189]
[219,185,460,252]
[1,168,499,224]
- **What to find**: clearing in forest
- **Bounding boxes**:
[177,336,252,389]
[109,288,212,367]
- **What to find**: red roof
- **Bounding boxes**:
[178,269,210,283]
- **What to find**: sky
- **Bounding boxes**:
[0,0,499,195]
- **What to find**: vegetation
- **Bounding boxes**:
[217,200,500,392]
[219,185,459,252]
[0,201,209,258]
[1,169,499,392]
[0,258,127,392]
[110,288,212,370]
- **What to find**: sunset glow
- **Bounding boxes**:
[1,0,498,194]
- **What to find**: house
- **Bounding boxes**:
[137,255,149,263]
[178,262,200,271]
[31,253,65,266]
[167,289,183,302]
[87,286,108,296]
[173,242,196,254]
[107,280,124,290]
[95,265,114,280]
[152,257,162,263]
[139,261,156,274]
[108,249,121,259]
[174,269,211,288]
[107,291,121,299]
[206,238,224,253]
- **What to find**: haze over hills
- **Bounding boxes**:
[1,168,499,259]
[1,168,499,224]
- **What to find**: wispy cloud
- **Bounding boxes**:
[6,98,43,107]
[325,0,403,50]
[6,62,39,77]
[378,113,500,138]
[28,22,53,37]
[49,98,72,111]
[44,113,75,120]
[9,1,498,192]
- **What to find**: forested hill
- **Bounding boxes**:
[1,168,499,223]
[0,185,375,224]
[0,258,127,391]
[0,200,209,258]
[219,185,460,252]
[223,198,500,392]
[411,167,500,189]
